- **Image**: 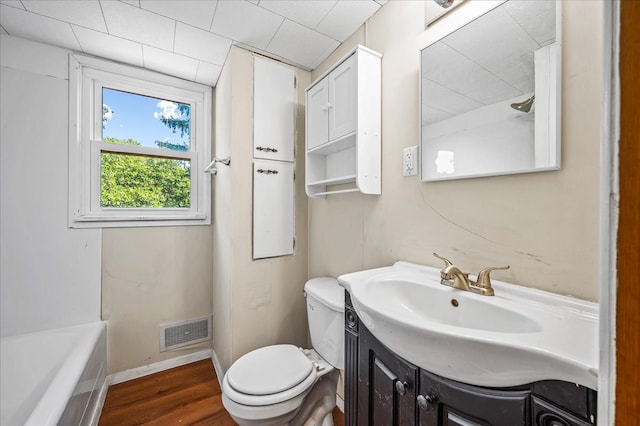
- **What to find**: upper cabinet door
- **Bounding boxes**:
[328,55,357,141]
[306,78,329,151]
[253,56,295,162]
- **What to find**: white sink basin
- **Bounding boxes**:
[338,261,598,389]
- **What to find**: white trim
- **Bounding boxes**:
[211,349,226,389]
[68,53,211,228]
[107,349,213,386]
[598,1,620,425]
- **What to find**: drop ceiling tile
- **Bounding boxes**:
[142,45,199,81]
[512,7,557,46]
[443,7,538,71]
[0,4,81,51]
[0,1,25,10]
[315,0,380,42]
[174,22,231,65]
[100,0,175,51]
[422,41,521,105]
[422,105,455,124]
[503,0,555,28]
[422,79,482,116]
[72,25,144,67]
[210,1,283,50]
[267,19,338,69]
[140,0,217,31]
[257,1,336,29]
[22,0,107,32]
[195,61,222,86]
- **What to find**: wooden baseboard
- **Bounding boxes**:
[107,349,213,385]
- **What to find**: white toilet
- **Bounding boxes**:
[221,277,344,426]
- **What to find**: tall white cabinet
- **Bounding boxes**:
[252,55,296,259]
[305,45,381,198]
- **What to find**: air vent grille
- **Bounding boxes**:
[159,315,212,352]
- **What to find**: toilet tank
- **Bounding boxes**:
[304,277,345,369]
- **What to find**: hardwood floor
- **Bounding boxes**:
[99,359,345,425]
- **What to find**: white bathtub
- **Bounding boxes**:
[1,322,106,426]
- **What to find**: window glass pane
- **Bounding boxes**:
[101,151,191,208]
[102,88,191,152]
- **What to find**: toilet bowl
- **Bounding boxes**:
[221,277,344,426]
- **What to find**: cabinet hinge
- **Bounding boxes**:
[294,76,297,88]
[293,237,296,249]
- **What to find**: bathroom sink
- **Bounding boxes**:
[338,262,599,389]
[367,279,542,333]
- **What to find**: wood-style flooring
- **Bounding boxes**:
[98,359,345,426]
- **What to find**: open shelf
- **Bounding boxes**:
[307,132,356,156]
[312,188,360,196]
[307,174,357,187]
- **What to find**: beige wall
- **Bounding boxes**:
[102,215,214,374]
[213,47,311,371]
[309,1,602,301]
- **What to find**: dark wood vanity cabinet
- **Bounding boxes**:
[344,292,597,426]
[418,369,530,425]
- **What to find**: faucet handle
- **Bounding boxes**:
[433,253,454,269]
[475,266,510,289]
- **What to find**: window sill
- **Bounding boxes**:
[70,214,210,229]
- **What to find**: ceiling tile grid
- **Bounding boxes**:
[0,0,382,86]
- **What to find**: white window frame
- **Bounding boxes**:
[68,54,211,228]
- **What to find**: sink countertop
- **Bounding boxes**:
[338,261,599,389]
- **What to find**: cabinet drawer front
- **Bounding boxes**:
[419,370,529,426]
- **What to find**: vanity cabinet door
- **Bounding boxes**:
[418,370,530,426]
[358,323,418,425]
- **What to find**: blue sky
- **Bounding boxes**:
[102,88,190,149]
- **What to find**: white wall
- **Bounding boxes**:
[0,35,212,376]
[0,35,101,337]
[309,1,602,301]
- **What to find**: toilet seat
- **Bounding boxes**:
[223,344,318,407]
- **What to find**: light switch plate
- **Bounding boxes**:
[403,145,418,177]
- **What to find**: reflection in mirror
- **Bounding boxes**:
[420,0,561,181]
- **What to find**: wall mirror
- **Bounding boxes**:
[420,0,561,181]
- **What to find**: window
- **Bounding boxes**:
[69,54,211,227]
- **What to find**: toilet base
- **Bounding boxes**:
[224,369,339,426]
[290,369,338,426]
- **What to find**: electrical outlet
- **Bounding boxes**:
[403,146,418,177]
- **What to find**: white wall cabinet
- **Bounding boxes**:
[253,160,294,259]
[305,45,381,198]
[252,55,296,259]
[253,56,296,162]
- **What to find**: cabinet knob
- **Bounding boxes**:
[417,394,438,411]
[395,380,409,395]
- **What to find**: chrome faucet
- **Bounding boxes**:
[433,253,509,296]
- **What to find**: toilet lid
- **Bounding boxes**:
[227,344,314,396]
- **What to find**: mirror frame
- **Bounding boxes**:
[419,0,562,181]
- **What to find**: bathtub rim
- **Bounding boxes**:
[20,321,106,426]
